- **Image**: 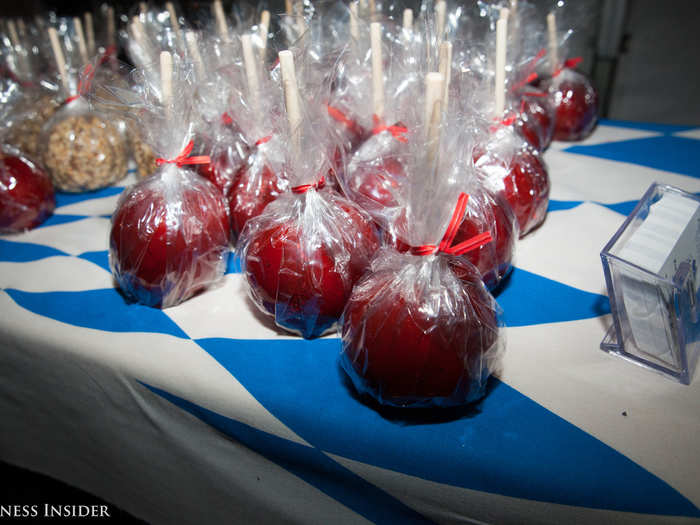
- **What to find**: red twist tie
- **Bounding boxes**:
[255,135,273,147]
[98,45,118,65]
[553,56,583,78]
[291,176,326,194]
[522,91,548,98]
[221,112,233,126]
[326,104,363,135]
[64,63,96,105]
[410,193,493,257]
[510,48,546,93]
[155,140,210,167]
[372,115,408,143]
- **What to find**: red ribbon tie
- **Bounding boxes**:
[155,140,210,167]
[372,115,408,143]
[291,176,326,194]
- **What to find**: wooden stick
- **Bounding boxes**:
[435,0,446,42]
[369,0,376,22]
[279,50,302,155]
[74,17,89,64]
[494,15,508,117]
[165,1,184,45]
[212,0,230,43]
[241,34,261,114]
[160,51,173,119]
[438,41,452,112]
[500,7,510,21]
[185,31,205,78]
[84,12,96,56]
[17,18,26,38]
[139,2,147,15]
[403,8,413,33]
[259,10,270,52]
[424,72,444,167]
[547,12,559,75]
[131,16,150,59]
[370,22,384,120]
[48,28,70,94]
[349,2,359,40]
[294,1,306,36]
[107,7,116,47]
[7,20,20,49]
[285,0,292,16]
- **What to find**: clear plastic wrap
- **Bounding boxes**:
[340,70,504,408]
[0,143,55,234]
[341,248,502,407]
[89,54,231,308]
[474,120,550,238]
[238,50,379,339]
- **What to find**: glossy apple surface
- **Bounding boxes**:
[243,189,379,339]
[0,153,55,233]
[545,69,599,141]
[110,167,230,308]
[515,89,555,151]
[341,254,499,407]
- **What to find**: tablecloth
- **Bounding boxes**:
[1,119,700,524]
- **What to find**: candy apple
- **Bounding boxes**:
[0,152,55,233]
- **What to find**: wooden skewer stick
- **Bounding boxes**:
[17,18,26,38]
[185,31,205,78]
[494,14,508,117]
[369,0,376,22]
[294,1,306,36]
[349,2,359,41]
[547,12,558,75]
[139,2,147,15]
[403,8,413,33]
[7,20,20,49]
[278,50,302,156]
[241,34,261,114]
[48,28,70,94]
[107,7,116,47]
[285,0,293,16]
[160,50,173,120]
[131,16,151,61]
[438,41,452,112]
[74,17,89,64]
[165,1,184,44]
[212,0,230,43]
[84,12,96,56]
[370,22,384,121]
[435,0,447,42]
[424,72,444,169]
[259,10,270,52]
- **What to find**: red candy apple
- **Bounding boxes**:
[0,152,55,233]
[475,143,550,237]
[341,254,499,407]
[347,156,405,208]
[544,68,599,142]
[110,166,230,308]
[242,188,379,338]
[515,89,555,152]
[452,191,517,290]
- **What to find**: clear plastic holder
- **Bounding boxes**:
[601,183,700,384]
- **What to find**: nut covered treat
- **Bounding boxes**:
[43,110,128,192]
[6,95,62,159]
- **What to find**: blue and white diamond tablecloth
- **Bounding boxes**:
[1,120,700,524]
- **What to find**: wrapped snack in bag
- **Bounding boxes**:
[98,53,230,308]
[238,51,379,339]
[341,72,503,408]
[40,23,128,192]
[540,4,598,141]
[0,78,55,233]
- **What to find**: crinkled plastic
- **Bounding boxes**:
[474,125,550,237]
[110,164,230,308]
[514,87,555,151]
[0,144,55,234]
[40,96,128,192]
[544,67,598,141]
[340,248,502,408]
[239,186,379,338]
[88,55,232,308]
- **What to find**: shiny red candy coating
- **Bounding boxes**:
[110,170,230,308]
[342,257,498,406]
[244,191,379,338]
[230,162,286,238]
[546,69,599,141]
[516,90,555,151]
[0,154,55,233]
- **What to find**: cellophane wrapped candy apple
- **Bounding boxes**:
[90,54,231,308]
[341,73,503,408]
[238,51,379,339]
[544,65,598,141]
[0,78,55,233]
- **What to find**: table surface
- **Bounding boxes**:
[1,119,700,525]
